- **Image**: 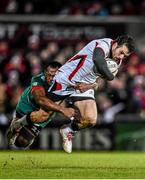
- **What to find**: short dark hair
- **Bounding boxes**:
[44,61,62,69]
[115,35,135,53]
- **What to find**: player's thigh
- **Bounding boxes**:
[74,99,97,123]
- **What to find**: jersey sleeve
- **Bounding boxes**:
[30,75,44,93]
[83,39,111,60]
[92,39,114,80]
[95,39,111,58]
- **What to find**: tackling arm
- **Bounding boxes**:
[31,87,75,119]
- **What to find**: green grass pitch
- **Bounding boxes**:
[0,150,145,179]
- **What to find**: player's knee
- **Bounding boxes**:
[90,120,97,127]
[88,119,97,127]
[85,116,97,126]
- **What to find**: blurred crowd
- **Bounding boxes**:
[0,31,145,124]
[0,0,145,16]
[0,26,145,125]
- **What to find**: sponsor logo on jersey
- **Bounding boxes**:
[32,82,38,86]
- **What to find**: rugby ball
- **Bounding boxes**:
[106,58,118,73]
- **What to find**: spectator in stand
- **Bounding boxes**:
[87,1,108,16]
[0,39,11,72]
[122,0,136,15]
[6,70,20,98]
[123,53,141,77]
[5,0,18,14]
[97,92,124,123]
[69,3,84,16]
[110,3,123,15]
[0,73,7,112]
[0,0,144,15]
[3,52,28,86]
[4,52,26,75]
[27,35,40,55]
[140,0,145,15]
[40,42,59,66]
[27,53,42,76]
[0,73,9,124]
[132,75,145,115]
[24,1,34,14]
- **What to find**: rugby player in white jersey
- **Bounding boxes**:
[48,35,135,153]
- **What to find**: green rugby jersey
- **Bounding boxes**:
[16,72,54,128]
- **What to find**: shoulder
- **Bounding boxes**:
[87,38,112,48]
[97,38,112,47]
[31,73,44,81]
[95,38,113,56]
[31,73,45,86]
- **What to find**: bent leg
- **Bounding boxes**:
[7,109,53,146]
[14,125,41,148]
[59,99,97,153]
[72,99,98,130]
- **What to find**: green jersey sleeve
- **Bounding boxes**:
[30,73,46,93]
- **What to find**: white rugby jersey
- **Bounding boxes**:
[50,38,113,96]
[58,38,113,84]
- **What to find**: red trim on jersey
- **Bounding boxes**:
[95,42,98,47]
[31,86,43,93]
[95,42,105,57]
[56,82,62,90]
[68,54,87,81]
[50,81,62,91]
[111,40,116,46]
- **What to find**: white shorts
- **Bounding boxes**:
[70,89,95,99]
[49,72,95,100]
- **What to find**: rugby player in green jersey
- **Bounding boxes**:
[7,61,76,148]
